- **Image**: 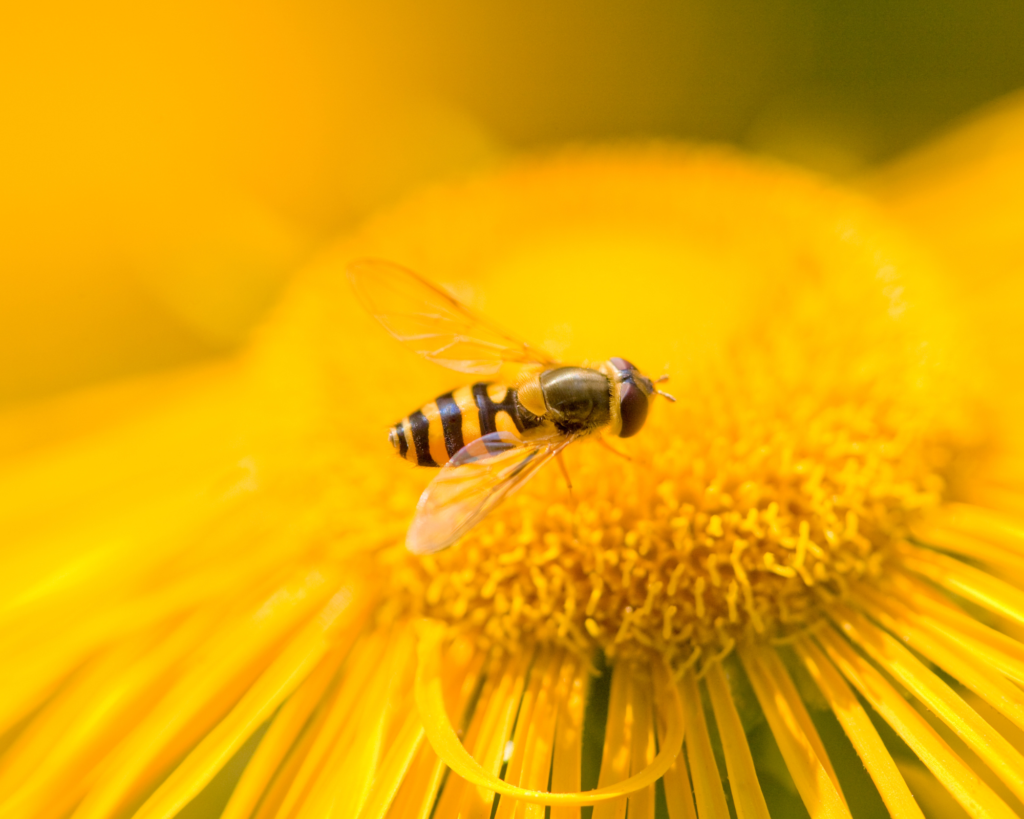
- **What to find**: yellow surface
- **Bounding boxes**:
[2,94,1024,818]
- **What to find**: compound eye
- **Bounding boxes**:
[618,382,649,438]
[609,356,636,373]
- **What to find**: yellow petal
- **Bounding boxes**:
[739,644,851,819]
[414,620,683,807]
[818,625,1017,819]
[71,568,338,819]
[132,586,363,819]
[221,646,348,819]
[705,661,772,819]
[549,658,587,819]
[796,637,925,819]
[856,586,1024,733]
[679,672,729,819]
[899,543,1024,627]
[831,605,1024,804]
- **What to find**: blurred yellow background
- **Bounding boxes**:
[3,0,1024,407]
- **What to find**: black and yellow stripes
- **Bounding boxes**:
[435,392,465,458]
[408,409,436,466]
[391,382,543,467]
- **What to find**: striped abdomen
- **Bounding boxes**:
[390,383,543,467]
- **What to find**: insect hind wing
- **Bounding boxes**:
[406,432,572,555]
[347,258,558,374]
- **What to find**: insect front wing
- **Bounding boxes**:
[348,258,558,375]
[406,431,575,554]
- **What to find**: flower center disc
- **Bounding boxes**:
[385,377,955,671]
[350,148,975,673]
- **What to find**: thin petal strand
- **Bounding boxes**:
[795,638,925,819]
[655,693,696,819]
[273,630,390,819]
[549,658,587,819]
[912,523,1024,574]
[832,606,1024,804]
[496,650,564,819]
[856,587,1024,732]
[626,666,657,819]
[929,503,1024,556]
[679,672,729,819]
[899,544,1024,627]
[221,649,347,819]
[660,754,698,819]
[294,629,420,819]
[355,711,425,819]
[456,652,533,818]
[387,636,484,819]
[889,573,1024,684]
[133,587,363,819]
[0,613,214,819]
[738,645,851,819]
[492,649,561,819]
[592,661,631,819]
[414,621,684,807]
[817,625,1018,819]
[705,662,772,819]
[385,744,446,819]
[70,569,339,819]
[250,667,344,819]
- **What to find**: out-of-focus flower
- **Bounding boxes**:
[0,0,502,405]
[3,98,1024,819]
[868,89,1024,457]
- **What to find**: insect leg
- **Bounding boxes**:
[555,451,573,495]
[597,437,633,462]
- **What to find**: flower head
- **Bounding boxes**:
[2,129,1024,819]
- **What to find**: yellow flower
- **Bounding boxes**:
[3,106,1024,819]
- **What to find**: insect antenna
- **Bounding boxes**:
[654,374,676,402]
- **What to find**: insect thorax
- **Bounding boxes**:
[537,367,612,433]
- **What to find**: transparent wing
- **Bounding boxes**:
[406,431,576,555]
[348,258,559,374]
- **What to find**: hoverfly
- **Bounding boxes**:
[348,259,675,555]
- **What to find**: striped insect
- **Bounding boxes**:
[348,259,675,555]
